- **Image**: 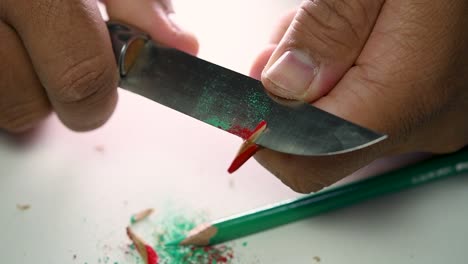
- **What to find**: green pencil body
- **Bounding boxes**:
[170,149,468,246]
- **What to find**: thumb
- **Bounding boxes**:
[105,0,199,55]
[262,0,383,102]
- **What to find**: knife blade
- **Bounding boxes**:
[107,22,386,156]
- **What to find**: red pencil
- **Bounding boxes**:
[228,121,267,173]
[126,227,159,264]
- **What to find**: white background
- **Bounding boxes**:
[1,0,467,263]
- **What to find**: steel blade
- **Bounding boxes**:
[110,23,386,156]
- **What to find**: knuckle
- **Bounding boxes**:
[289,180,324,194]
[286,178,307,193]
[289,175,306,193]
[28,0,61,25]
[294,0,373,56]
[349,67,402,130]
[52,55,117,103]
[0,100,50,132]
[433,143,465,154]
[351,65,447,149]
[29,0,74,26]
[286,172,325,194]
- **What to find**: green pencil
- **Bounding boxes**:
[167,148,468,246]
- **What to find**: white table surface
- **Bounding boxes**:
[1,1,467,263]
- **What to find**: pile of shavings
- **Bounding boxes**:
[127,208,235,264]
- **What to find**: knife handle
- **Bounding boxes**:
[107,21,149,77]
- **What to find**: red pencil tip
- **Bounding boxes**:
[228,144,260,173]
[145,245,159,264]
[126,227,159,264]
[227,120,267,173]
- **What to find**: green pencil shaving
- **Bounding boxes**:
[166,148,468,247]
[130,208,154,224]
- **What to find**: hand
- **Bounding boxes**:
[250,0,468,193]
[0,0,197,133]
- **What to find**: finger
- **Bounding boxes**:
[269,9,297,44]
[2,0,118,131]
[252,0,389,193]
[254,142,384,194]
[105,0,199,55]
[0,21,51,133]
[262,0,384,102]
[250,10,296,79]
[250,44,277,80]
[314,0,468,152]
[254,0,467,193]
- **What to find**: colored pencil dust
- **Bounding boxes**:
[130,208,155,224]
[155,212,234,263]
[228,120,267,173]
[126,227,159,264]
[125,207,236,263]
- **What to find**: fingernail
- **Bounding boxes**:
[264,50,318,99]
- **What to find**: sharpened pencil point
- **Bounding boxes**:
[228,144,260,173]
[228,120,267,173]
[130,208,154,224]
[164,238,183,247]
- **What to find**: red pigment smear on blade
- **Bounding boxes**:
[145,245,159,264]
[228,120,268,139]
[228,145,259,173]
[227,126,252,139]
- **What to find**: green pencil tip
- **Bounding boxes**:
[165,238,183,247]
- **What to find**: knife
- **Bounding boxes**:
[107,22,386,156]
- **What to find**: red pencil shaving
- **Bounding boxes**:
[228,120,267,173]
[126,227,159,264]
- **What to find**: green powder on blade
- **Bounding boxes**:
[204,116,231,130]
[246,91,270,120]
